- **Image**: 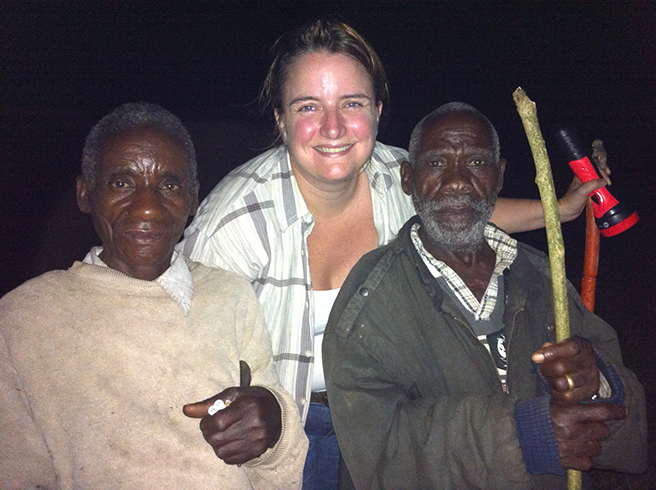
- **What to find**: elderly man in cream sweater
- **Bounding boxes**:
[0,102,307,489]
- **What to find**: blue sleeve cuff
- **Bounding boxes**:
[534,347,625,405]
[514,394,565,475]
[591,347,625,404]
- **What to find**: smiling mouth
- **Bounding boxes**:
[315,144,353,154]
[125,231,167,243]
[437,207,476,220]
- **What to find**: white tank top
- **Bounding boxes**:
[312,288,340,392]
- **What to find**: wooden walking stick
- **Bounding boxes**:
[580,139,609,312]
[513,87,582,490]
[581,200,600,312]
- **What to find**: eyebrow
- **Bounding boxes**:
[288,93,372,107]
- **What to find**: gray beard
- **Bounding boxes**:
[412,193,497,253]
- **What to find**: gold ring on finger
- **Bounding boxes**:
[565,374,575,391]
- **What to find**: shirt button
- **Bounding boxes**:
[300,398,307,405]
[305,350,312,358]
[359,287,370,297]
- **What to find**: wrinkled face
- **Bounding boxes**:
[275,52,382,187]
[77,126,199,280]
[401,111,505,251]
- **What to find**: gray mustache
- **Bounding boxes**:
[420,196,490,213]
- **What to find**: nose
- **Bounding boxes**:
[129,186,165,220]
[319,107,346,140]
[441,165,473,195]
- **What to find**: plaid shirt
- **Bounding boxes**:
[411,222,518,321]
[181,142,414,420]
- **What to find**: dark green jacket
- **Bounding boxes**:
[323,217,647,490]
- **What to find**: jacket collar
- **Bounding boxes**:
[394,216,545,313]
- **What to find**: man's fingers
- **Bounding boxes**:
[532,337,582,364]
[568,402,628,424]
[561,455,595,472]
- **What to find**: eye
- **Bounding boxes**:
[427,160,446,168]
[298,104,316,113]
[161,181,182,192]
[344,100,362,109]
[469,158,486,167]
[109,179,129,189]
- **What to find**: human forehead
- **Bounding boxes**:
[282,51,374,100]
[99,126,191,176]
[419,112,495,154]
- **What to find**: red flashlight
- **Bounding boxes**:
[555,128,639,237]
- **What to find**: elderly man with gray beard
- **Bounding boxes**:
[322,102,647,490]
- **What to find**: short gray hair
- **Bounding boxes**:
[81,102,197,187]
[408,102,500,166]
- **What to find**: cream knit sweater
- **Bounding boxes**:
[0,260,307,489]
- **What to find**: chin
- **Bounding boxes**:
[422,217,488,251]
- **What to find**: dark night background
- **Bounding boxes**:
[2,1,655,485]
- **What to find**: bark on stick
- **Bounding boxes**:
[513,87,581,490]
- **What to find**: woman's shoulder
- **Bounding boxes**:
[371,141,408,167]
[206,146,288,199]
[191,146,290,225]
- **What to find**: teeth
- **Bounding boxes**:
[316,145,351,153]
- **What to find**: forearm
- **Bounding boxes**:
[490,197,549,233]
[491,178,606,233]
[491,196,581,233]
[243,385,307,490]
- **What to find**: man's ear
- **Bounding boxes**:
[274,108,287,144]
[376,101,383,121]
[76,175,92,214]
[189,182,200,216]
[400,160,414,196]
[496,158,507,192]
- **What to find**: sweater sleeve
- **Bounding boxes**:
[233,279,308,490]
[0,311,57,489]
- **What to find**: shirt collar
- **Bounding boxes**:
[410,222,518,320]
[82,246,194,316]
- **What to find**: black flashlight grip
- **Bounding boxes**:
[555,128,618,217]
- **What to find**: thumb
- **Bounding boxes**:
[182,396,216,419]
[182,387,240,419]
[531,342,555,363]
[578,178,606,195]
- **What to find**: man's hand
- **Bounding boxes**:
[551,402,627,470]
[532,336,600,404]
[183,386,282,465]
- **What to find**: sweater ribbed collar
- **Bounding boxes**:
[82,247,193,316]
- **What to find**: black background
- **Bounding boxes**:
[2,2,655,484]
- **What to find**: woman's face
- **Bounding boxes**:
[275,52,382,187]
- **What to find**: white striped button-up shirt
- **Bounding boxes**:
[181,142,414,421]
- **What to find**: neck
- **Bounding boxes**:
[419,226,494,270]
[294,166,369,219]
[99,250,171,282]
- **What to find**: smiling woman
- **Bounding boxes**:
[275,52,382,188]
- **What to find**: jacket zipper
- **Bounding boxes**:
[449,307,524,394]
